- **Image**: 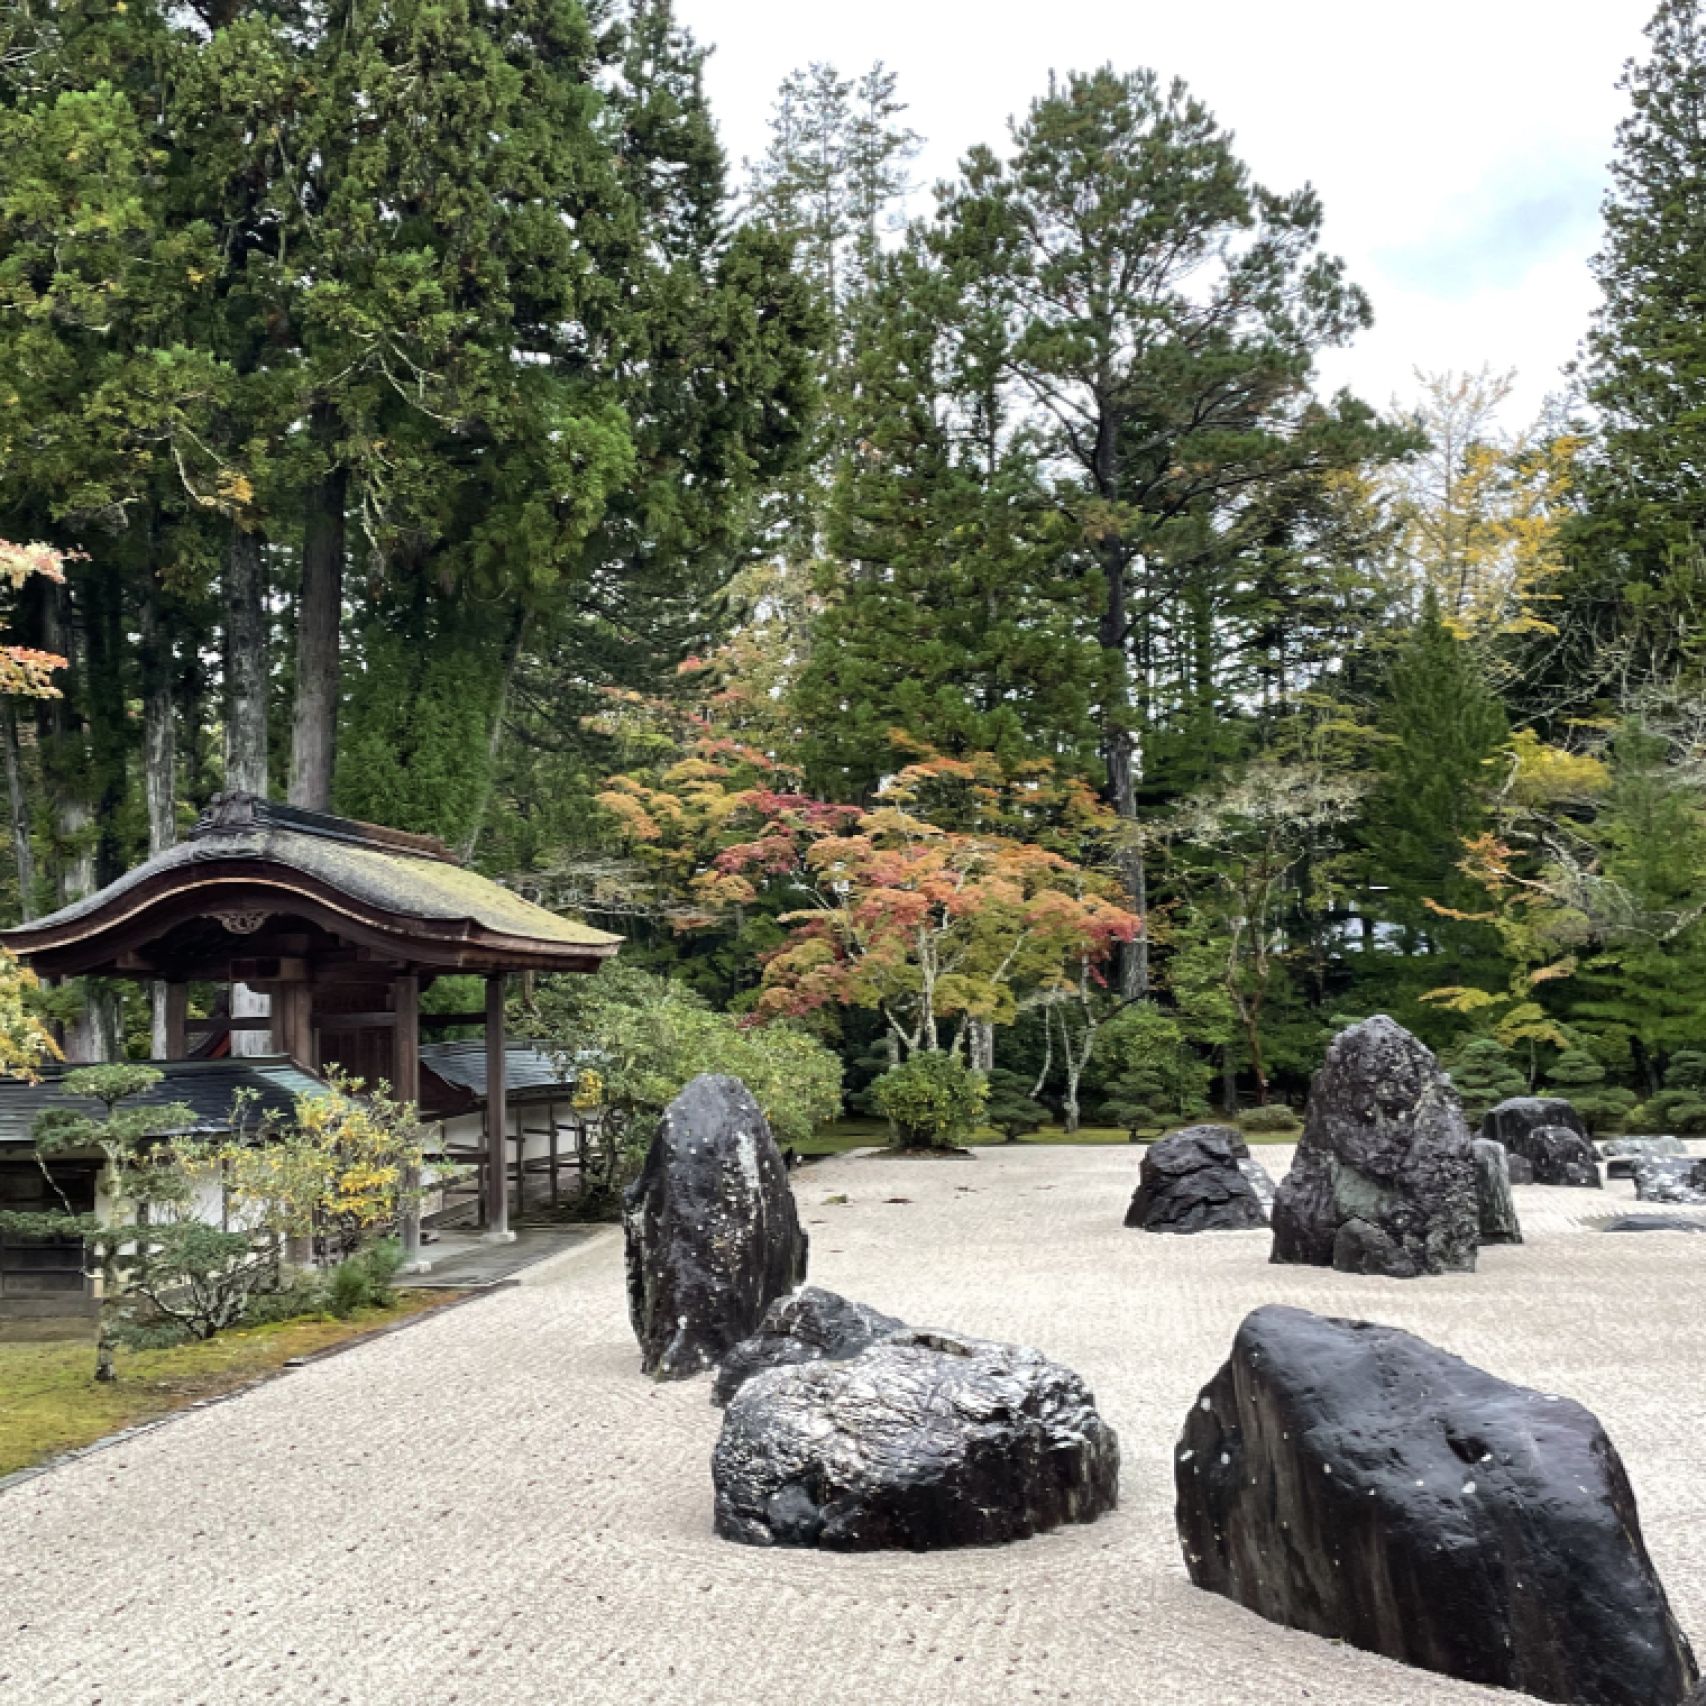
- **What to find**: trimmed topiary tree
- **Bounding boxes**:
[1629,1048,1706,1134]
[982,1069,1047,1142]
[1544,1049,1638,1135]
[1444,1036,1527,1120]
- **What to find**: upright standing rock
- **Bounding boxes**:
[1176,1305,1698,1706]
[1472,1138,1522,1245]
[623,1074,808,1380]
[1270,1016,1478,1277]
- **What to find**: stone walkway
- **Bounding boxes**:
[1,1145,1703,1706]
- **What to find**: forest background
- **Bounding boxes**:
[6,0,1706,1141]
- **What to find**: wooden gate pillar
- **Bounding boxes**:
[482,973,514,1244]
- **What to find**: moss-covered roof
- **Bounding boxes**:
[2,795,621,971]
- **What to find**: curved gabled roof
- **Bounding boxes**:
[2,794,621,977]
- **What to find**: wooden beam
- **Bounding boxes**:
[419,1010,489,1029]
[483,973,511,1242]
[187,1016,273,1035]
[312,1011,398,1031]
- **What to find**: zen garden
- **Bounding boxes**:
[3,3,1706,1704]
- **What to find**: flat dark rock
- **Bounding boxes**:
[1270,1016,1478,1278]
[713,1330,1119,1551]
[1603,1214,1706,1235]
[623,1074,808,1381]
[1472,1138,1522,1245]
[712,1286,905,1407]
[1176,1305,1698,1706]
[1125,1124,1269,1233]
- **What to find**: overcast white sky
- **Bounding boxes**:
[681,0,1654,425]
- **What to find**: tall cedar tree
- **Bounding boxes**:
[338,0,821,854]
[1359,588,1508,1022]
[795,247,1095,797]
[1570,0,1706,697]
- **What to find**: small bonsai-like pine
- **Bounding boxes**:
[1444,1036,1527,1120]
[981,1069,1048,1142]
[1543,1048,1637,1135]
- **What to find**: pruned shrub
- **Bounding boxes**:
[871,1053,987,1150]
[1239,1103,1301,1135]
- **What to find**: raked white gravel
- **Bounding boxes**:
[1,1142,1703,1706]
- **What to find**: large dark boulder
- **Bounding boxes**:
[1472,1138,1522,1245]
[1124,1124,1269,1233]
[1633,1155,1706,1206]
[712,1286,905,1407]
[1270,1016,1478,1278]
[1604,1135,1686,1179]
[1483,1094,1588,1146]
[1176,1305,1698,1706]
[713,1330,1119,1550]
[622,1074,808,1381]
[1522,1124,1605,1188]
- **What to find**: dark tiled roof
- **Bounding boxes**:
[0,1057,328,1147]
[419,1040,575,1103]
[2,793,621,960]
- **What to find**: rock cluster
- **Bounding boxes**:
[713,1329,1119,1550]
[1603,1134,1686,1179]
[1270,1016,1478,1278]
[1471,1138,1522,1245]
[1175,1305,1698,1706]
[1633,1155,1706,1206]
[1482,1097,1602,1185]
[1482,1094,1588,1147]
[1124,1125,1270,1234]
[712,1286,905,1407]
[623,1074,808,1381]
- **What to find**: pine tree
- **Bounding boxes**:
[931,67,1397,994]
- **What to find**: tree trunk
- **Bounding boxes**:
[288,406,346,810]
[2,702,36,921]
[223,522,271,1051]
[141,587,179,1057]
[969,1018,994,1073]
[1095,486,1147,995]
[458,607,529,863]
[223,523,270,796]
[141,591,177,855]
[41,583,116,1062]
